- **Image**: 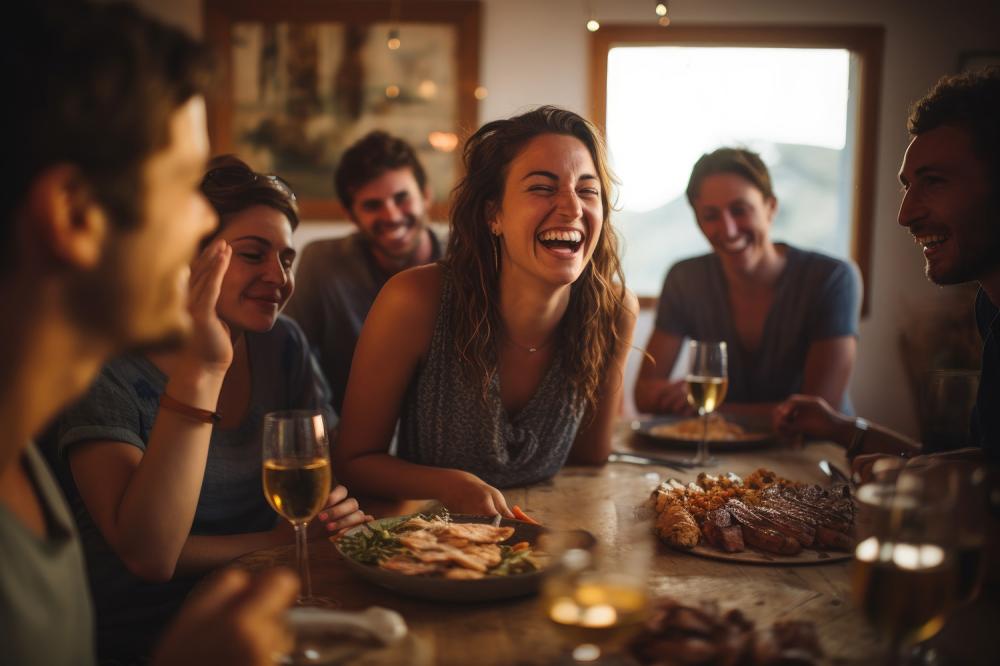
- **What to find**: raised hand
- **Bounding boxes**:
[151,567,298,666]
[182,238,233,372]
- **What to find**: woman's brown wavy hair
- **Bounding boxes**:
[442,106,627,416]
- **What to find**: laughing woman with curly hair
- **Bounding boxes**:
[334,106,638,516]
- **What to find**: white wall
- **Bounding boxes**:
[137,0,1000,435]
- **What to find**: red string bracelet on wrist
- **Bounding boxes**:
[159,393,221,424]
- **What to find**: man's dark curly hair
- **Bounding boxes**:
[334,131,428,211]
[908,67,1000,194]
[3,0,211,240]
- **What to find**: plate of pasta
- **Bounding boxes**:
[633,414,774,450]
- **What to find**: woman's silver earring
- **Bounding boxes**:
[492,236,501,274]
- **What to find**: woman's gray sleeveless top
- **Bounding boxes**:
[397,274,586,488]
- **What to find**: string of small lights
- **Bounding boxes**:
[586,1,674,32]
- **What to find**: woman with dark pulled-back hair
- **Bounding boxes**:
[334,106,638,517]
[42,155,368,662]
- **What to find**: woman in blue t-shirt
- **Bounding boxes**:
[634,147,861,418]
[46,156,368,662]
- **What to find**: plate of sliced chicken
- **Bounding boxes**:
[649,469,854,565]
[335,513,557,601]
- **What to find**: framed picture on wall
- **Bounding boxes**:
[958,50,1000,73]
[204,0,481,220]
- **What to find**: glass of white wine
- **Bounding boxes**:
[262,409,333,606]
[684,340,728,467]
[852,464,958,664]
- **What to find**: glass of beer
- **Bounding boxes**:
[852,463,958,663]
[262,409,332,605]
[953,463,989,606]
[684,340,728,466]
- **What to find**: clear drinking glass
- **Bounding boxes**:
[262,409,333,606]
[541,503,652,664]
[917,369,979,454]
[684,340,728,466]
[951,463,989,606]
[852,463,959,664]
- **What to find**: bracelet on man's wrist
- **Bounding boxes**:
[846,417,869,458]
[159,393,221,424]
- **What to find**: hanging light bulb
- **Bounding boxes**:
[387,28,401,50]
[586,1,600,32]
[387,0,401,49]
[657,0,671,27]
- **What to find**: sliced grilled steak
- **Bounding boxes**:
[793,485,855,521]
[759,493,853,550]
[757,495,820,528]
[701,508,745,552]
[767,487,853,533]
[815,525,853,551]
[725,500,802,555]
[751,504,816,547]
[728,499,812,547]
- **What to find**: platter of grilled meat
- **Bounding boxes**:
[649,469,854,564]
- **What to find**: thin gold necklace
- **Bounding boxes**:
[502,330,555,354]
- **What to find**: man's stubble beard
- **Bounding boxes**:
[930,196,1000,287]
[64,239,191,356]
[373,214,428,261]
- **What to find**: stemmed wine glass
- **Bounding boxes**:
[852,463,958,664]
[262,409,333,606]
[684,340,728,466]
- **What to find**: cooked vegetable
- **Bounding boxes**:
[512,505,541,525]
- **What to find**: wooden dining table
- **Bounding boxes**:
[234,424,998,665]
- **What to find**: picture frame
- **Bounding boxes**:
[203,0,481,220]
[957,49,1000,74]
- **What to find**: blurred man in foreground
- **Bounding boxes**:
[0,2,296,664]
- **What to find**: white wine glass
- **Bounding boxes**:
[262,409,333,606]
[684,340,728,467]
[852,463,958,664]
